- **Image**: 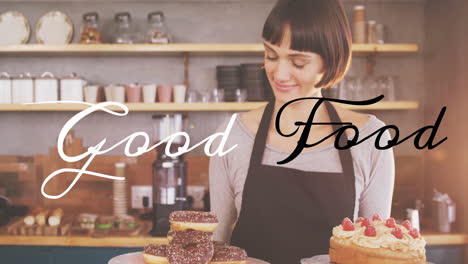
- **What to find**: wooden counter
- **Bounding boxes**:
[0,235,167,247]
[0,232,466,247]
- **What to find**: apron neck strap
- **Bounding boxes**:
[324,100,355,177]
[249,101,275,167]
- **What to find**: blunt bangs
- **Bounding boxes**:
[262,0,352,88]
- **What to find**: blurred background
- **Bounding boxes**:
[0,0,466,263]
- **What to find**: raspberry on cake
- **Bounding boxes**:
[330,216,426,264]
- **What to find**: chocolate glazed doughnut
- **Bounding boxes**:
[169,211,218,232]
[209,245,248,264]
[143,244,169,264]
[167,229,213,242]
[167,229,214,264]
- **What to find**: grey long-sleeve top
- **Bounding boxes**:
[209,113,395,243]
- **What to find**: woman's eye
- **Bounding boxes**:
[293,63,305,69]
[292,61,307,69]
[266,55,278,61]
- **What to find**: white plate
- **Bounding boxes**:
[108,251,270,264]
[0,11,30,44]
[36,10,73,44]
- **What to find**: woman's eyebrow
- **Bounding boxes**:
[288,53,311,59]
[263,43,277,53]
[264,42,312,59]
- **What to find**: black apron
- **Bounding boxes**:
[230,100,356,264]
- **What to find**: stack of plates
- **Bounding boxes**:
[216,65,240,102]
[240,64,273,101]
[113,178,128,217]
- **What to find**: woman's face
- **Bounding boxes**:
[264,27,325,103]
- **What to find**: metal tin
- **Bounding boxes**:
[0,72,12,103]
[35,72,58,102]
[12,73,34,103]
[60,73,86,101]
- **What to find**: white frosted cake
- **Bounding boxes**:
[329,214,426,264]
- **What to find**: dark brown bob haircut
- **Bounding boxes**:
[262,0,352,88]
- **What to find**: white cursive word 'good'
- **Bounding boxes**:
[31,101,237,199]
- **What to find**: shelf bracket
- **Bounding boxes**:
[183,52,190,89]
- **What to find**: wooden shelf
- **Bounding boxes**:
[0,43,419,55]
[0,101,419,112]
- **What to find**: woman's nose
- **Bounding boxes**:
[273,61,291,81]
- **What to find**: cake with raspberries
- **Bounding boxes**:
[329,214,426,264]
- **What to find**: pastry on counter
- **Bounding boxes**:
[48,208,63,226]
[329,214,426,264]
[79,213,97,229]
[35,209,49,226]
[94,215,114,230]
[117,215,138,231]
[23,206,45,226]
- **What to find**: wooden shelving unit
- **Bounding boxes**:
[0,43,420,112]
[0,101,419,112]
[0,43,419,55]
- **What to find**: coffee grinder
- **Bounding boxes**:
[150,114,188,236]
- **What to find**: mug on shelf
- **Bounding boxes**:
[84,85,100,103]
[126,83,142,103]
[173,84,186,103]
[112,85,126,103]
[142,84,157,103]
[157,84,172,103]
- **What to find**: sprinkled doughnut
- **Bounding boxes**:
[167,229,214,264]
[212,240,228,247]
[209,245,248,264]
[143,244,169,264]
[169,211,218,232]
[167,229,213,242]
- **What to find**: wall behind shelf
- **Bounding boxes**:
[0,0,426,158]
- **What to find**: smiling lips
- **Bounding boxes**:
[274,82,299,92]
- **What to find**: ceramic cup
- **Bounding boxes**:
[142,84,157,103]
[125,83,142,103]
[157,84,172,103]
[173,84,187,103]
[112,85,125,103]
[104,85,113,102]
[84,85,100,103]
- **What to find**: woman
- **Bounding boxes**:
[209,0,395,263]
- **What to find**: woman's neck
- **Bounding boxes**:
[270,89,329,133]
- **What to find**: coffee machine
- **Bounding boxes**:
[151,114,188,236]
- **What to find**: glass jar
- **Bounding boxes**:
[113,12,134,44]
[145,11,171,44]
[80,12,102,44]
